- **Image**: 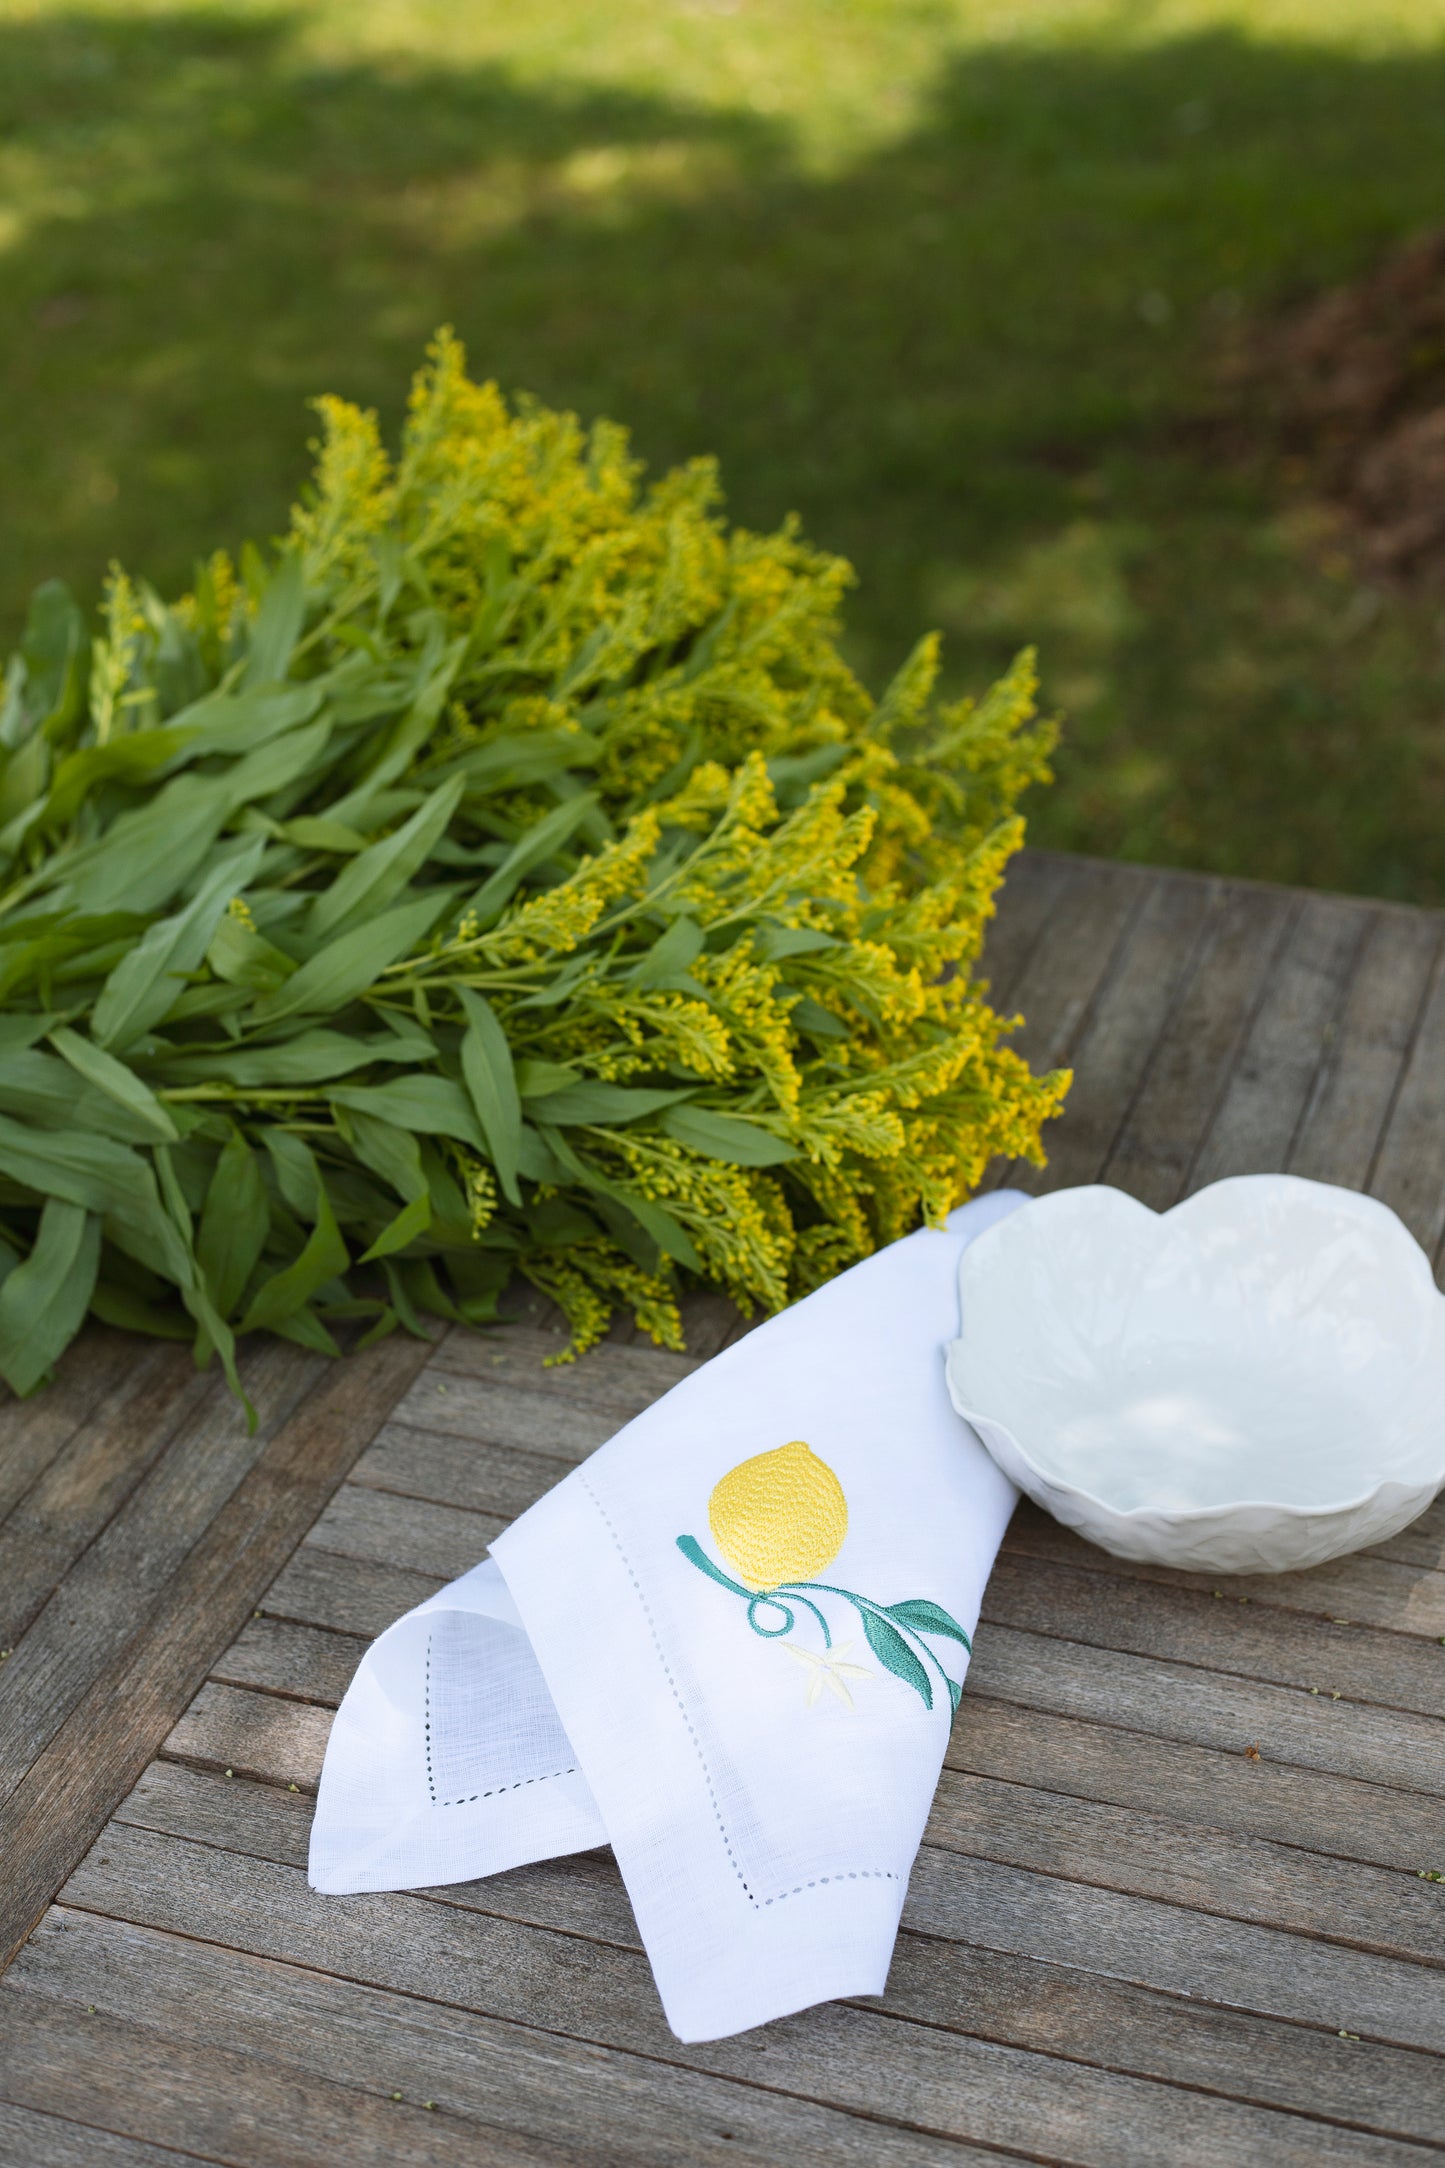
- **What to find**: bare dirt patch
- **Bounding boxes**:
[1210,228,1445,584]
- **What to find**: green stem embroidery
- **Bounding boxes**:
[676,1535,970,1712]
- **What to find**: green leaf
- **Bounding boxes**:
[13,580,87,741]
[0,1110,152,1219]
[91,836,268,1049]
[468,795,596,924]
[454,728,597,796]
[539,1123,701,1271]
[792,996,849,1040]
[239,1173,349,1336]
[306,772,465,943]
[0,1199,100,1394]
[263,1128,322,1218]
[359,1191,432,1262]
[514,1059,581,1098]
[630,914,704,987]
[0,731,52,830]
[884,1598,972,1653]
[757,922,840,961]
[658,1104,798,1166]
[331,1075,487,1153]
[205,909,298,991]
[220,715,332,813]
[457,986,522,1206]
[60,773,234,917]
[278,815,368,853]
[341,1108,427,1204]
[159,1024,432,1087]
[251,889,451,1023]
[859,1605,933,1709]
[89,1280,192,1340]
[526,1080,693,1126]
[165,682,323,761]
[196,1131,270,1319]
[242,550,307,686]
[48,1027,179,1142]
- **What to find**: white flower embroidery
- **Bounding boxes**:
[782,1639,873,1710]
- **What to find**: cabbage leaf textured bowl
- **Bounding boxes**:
[946,1176,1445,1573]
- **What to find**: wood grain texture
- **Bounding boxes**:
[105,1762,1445,2149]
[1003,1500,1445,1639]
[1104,882,1298,1208]
[0,2103,207,2168]
[5,1911,1021,2168]
[50,1822,1445,2163]
[0,1328,437,1971]
[1369,933,1445,1258]
[0,1329,155,1533]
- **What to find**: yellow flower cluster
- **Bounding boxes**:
[275,334,1065,1352]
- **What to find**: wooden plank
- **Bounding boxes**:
[113,1764,1445,2147]
[388,1370,622,1462]
[949,1697,1445,1877]
[0,1346,218,1655]
[1011,869,1216,1196]
[970,1624,1445,1795]
[1190,893,1371,1189]
[985,856,1148,1078]
[6,1911,1020,2168]
[0,1329,152,1533]
[1371,1491,1445,1574]
[0,1340,321,1809]
[1003,1501,1445,1639]
[302,1485,503,1581]
[923,1768,1443,1967]
[429,1325,698,1407]
[212,1618,368,1707]
[976,848,1083,1013]
[1369,934,1445,1258]
[903,1845,1445,2054]
[52,1823,1445,2158]
[0,1988,565,2168]
[261,1548,443,1639]
[351,1425,572,1522]
[1103,882,1298,1208]
[0,2103,206,2167]
[1289,907,1444,1193]
[979,1553,1445,1719]
[164,1683,331,1793]
[0,1330,438,1972]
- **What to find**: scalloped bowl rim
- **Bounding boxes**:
[945,1176,1445,1529]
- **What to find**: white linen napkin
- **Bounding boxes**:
[311,1189,1026,2040]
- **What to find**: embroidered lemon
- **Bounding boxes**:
[708,1441,848,1591]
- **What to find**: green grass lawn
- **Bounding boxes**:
[3,0,1445,897]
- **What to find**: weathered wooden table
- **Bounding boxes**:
[2,848,1443,2167]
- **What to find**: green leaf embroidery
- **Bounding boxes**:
[882,1598,972,1653]
[859,1605,934,1711]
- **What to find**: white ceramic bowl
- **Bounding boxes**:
[946,1176,1445,1573]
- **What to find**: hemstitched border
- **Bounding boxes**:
[579,1473,901,1913]
[424,1628,576,1809]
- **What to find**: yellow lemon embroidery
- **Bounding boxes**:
[677,1443,974,1715]
[708,1441,848,1592]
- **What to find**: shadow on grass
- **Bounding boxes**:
[4,8,1445,895]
